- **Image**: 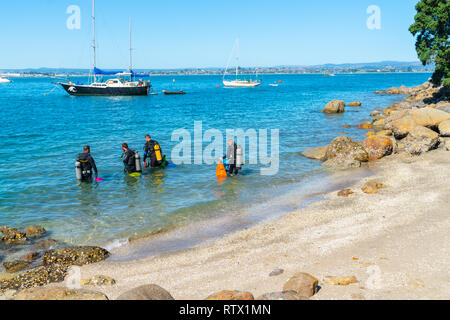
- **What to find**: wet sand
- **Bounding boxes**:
[72,148,450,300]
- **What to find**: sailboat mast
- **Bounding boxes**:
[235,38,239,80]
[92,0,96,82]
[129,17,133,74]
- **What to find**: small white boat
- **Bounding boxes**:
[269,83,279,87]
[223,80,261,88]
[223,38,261,88]
[0,76,12,83]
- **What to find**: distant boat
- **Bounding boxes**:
[0,76,11,83]
[59,0,150,96]
[269,83,278,87]
[223,38,261,88]
[163,90,186,95]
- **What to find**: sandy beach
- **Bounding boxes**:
[71,148,449,300]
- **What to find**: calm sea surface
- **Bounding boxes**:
[0,73,430,250]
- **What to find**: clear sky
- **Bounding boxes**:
[0,0,420,69]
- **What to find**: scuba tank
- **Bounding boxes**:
[75,161,82,180]
[154,143,163,162]
[236,146,244,169]
[135,151,142,173]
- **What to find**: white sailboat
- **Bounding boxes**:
[223,38,261,88]
[0,75,12,83]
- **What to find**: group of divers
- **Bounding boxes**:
[75,135,244,182]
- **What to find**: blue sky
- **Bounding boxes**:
[0,0,420,69]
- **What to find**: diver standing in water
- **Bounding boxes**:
[143,135,164,168]
[75,145,98,181]
[223,139,238,175]
[121,143,141,174]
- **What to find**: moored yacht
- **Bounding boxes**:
[0,76,12,83]
[223,38,261,88]
[60,1,150,96]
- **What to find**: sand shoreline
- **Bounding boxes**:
[72,148,449,300]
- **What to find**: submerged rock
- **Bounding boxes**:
[257,291,308,300]
[348,101,362,107]
[24,226,46,239]
[301,146,328,161]
[3,260,31,273]
[42,246,110,267]
[205,290,254,301]
[0,226,28,246]
[117,284,174,300]
[323,100,345,114]
[30,239,59,251]
[13,287,108,300]
[282,272,318,298]
[404,126,439,155]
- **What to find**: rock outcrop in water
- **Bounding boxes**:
[323,100,346,114]
[0,226,28,246]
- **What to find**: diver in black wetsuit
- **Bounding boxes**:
[143,135,164,168]
[77,145,98,181]
[121,143,137,173]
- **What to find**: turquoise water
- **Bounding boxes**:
[0,73,430,248]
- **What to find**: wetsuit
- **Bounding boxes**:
[123,149,137,173]
[223,142,238,175]
[143,140,163,168]
[77,153,98,180]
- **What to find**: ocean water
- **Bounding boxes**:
[0,73,430,251]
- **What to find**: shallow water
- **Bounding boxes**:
[0,73,430,251]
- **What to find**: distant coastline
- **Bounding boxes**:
[1,61,434,78]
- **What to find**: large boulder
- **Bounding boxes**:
[117,284,174,300]
[438,120,450,137]
[13,287,108,300]
[282,272,318,298]
[205,290,254,300]
[323,136,368,169]
[42,246,110,267]
[301,146,328,161]
[387,115,418,139]
[410,108,450,128]
[363,135,393,160]
[323,100,345,114]
[404,126,440,155]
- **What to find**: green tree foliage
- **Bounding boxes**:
[409,0,450,87]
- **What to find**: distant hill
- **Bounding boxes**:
[1,61,434,75]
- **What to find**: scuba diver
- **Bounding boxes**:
[143,135,165,168]
[121,143,142,174]
[222,139,243,176]
[75,145,98,181]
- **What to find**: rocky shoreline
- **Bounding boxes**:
[304,81,449,169]
[1,80,449,300]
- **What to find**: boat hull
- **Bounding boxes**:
[223,80,261,88]
[60,83,150,96]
